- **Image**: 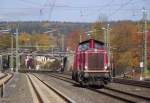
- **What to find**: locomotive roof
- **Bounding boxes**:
[79,39,104,45]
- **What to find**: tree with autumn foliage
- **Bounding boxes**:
[18,32,54,51]
[67,21,104,51]
[91,21,104,41]
[67,29,86,51]
[30,33,54,50]
[19,32,31,46]
[36,34,52,50]
[147,31,150,70]
[0,33,11,49]
[111,21,139,73]
[67,30,80,51]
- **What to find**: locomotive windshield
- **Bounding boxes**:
[78,40,104,51]
[79,42,89,51]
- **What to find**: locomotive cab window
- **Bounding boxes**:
[95,42,104,49]
[79,43,89,51]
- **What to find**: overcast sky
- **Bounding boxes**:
[0,0,150,22]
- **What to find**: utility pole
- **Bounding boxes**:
[107,24,111,67]
[103,24,111,67]
[94,29,96,39]
[15,28,19,72]
[79,33,82,42]
[10,33,14,71]
[103,29,107,48]
[61,34,64,52]
[143,8,148,74]
[0,55,2,72]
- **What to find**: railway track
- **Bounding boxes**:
[0,73,13,97]
[0,73,8,79]
[57,72,150,88]
[0,73,13,87]
[26,73,75,103]
[113,78,150,88]
[44,73,150,103]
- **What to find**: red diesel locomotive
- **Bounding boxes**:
[72,38,111,86]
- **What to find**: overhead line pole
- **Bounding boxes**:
[103,29,106,52]
[107,24,111,67]
[143,8,148,74]
[11,32,14,71]
[61,34,64,52]
[103,24,111,67]
[15,28,19,72]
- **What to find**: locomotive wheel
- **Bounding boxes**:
[77,72,83,82]
[75,71,78,81]
[72,71,75,80]
[77,72,87,87]
[80,80,88,87]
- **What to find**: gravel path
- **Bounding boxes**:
[0,73,34,103]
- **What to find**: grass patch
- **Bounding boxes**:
[143,71,150,78]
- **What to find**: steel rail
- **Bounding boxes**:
[0,73,13,87]
[47,73,150,103]
[27,73,76,103]
[113,78,150,88]
[26,74,43,103]
[0,73,8,80]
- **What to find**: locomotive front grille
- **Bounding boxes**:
[88,53,104,70]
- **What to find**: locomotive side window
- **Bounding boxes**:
[95,42,104,49]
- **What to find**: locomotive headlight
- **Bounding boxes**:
[104,65,107,70]
[94,49,98,52]
[85,65,88,69]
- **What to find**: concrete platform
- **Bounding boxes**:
[0,73,34,103]
[0,72,5,78]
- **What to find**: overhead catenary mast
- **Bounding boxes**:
[143,7,148,74]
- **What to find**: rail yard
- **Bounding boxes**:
[0,0,150,103]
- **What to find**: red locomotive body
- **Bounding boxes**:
[72,38,111,86]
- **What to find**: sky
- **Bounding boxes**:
[0,0,150,22]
